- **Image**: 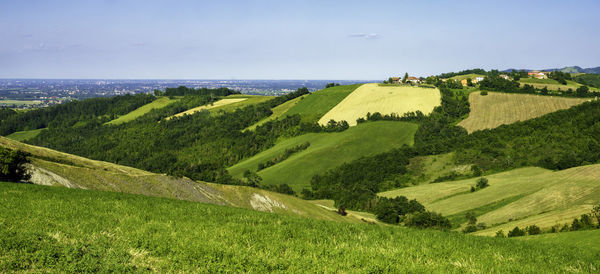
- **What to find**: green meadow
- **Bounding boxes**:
[5,128,45,142]
[284,84,361,123]
[1,182,598,272]
[380,165,600,234]
[229,121,418,191]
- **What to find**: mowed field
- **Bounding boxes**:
[380,165,600,235]
[284,84,361,123]
[106,97,178,125]
[229,121,418,191]
[2,182,598,272]
[457,92,589,133]
[318,84,441,126]
[518,78,599,91]
[0,137,350,222]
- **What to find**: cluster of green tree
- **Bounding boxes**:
[308,145,415,210]
[437,69,487,79]
[479,76,597,98]
[373,196,424,223]
[0,94,155,135]
[462,212,487,233]
[265,87,310,108]
[320,120,350,132]
[157,86,240,97]
[548,71,572,85]
[0,147,30,182]
[0,108,17,122]
[574,73,600,89]
[470,177,489,192]
[261,183,296,195]
[455,100,600,171]
[256,142,310,171]
[356,111,426,124]
[507,70,529,81]
[496,205,600,237]
[325,83,341,88]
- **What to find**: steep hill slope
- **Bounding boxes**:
[245,94,308,130]
[318,84,441,126]
[2,182,597,272]
[458,92,589,133]
[228,121,418,191]
[380,165,600,235]
[0,137,353,223]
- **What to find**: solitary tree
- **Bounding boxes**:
[402,72,409,83]
[0,147,30,182]
[592,205,600,228]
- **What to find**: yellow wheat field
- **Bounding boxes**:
[318,83,441,126]
[167,98,247,120]
[458,92,589,133]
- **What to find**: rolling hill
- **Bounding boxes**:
[228,121,418,191]
[379,165,600,235]
[0,136,353,223]
[318,83,441,126]
[106,97,178,125]
[518,78,598,92]
[458,92,589,133]
[2,182,598,272]
[245,94,308,130]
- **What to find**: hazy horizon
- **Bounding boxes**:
[2,0,599,79]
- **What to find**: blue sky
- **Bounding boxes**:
[1,0,599,79]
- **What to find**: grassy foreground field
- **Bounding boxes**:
[5,128,44,142]
[380,165,600,235]
[229,121,418,191]
[1,182,598,272]
[284,84,361,123]
[318,83,441,126]
[106,97,178,125]
[458,92,589,133]
[0,137,351,222]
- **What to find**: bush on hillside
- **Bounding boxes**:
[0,147,31,182]
[405,211,451,229]
[508,226,526,237]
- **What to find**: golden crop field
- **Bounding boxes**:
[318,83,441,126]
[167,98,247,119]
[458,92,589,133]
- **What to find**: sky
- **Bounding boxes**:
[1,0,599,79]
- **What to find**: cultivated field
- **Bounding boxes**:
[167,98,247,119]
[518,78,599,91]
[228,121,418,191]
[207,95,274,113]
[380,165,600,234]
[2,183,598,272]
[318,83,441,126]
[458,92,589,133]
[284,84,361,123]
[106,97,178,125]
[0,99,42,106]
[448,73,486,81]
[245,94,308,130]
[0,137,349,222]
[5,128,45,142]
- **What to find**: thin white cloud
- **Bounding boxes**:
[348,33,380,39]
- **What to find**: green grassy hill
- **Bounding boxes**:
[5,128,45,142]
[208,94,274,114]
[1,182,597,272]
[245,94,308,130]
[228,121,418,191]
[106,97,178,125]
[283,84,361,123]
[380,165,600,234]
[0,137,352,223]
[448,73,485,81]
